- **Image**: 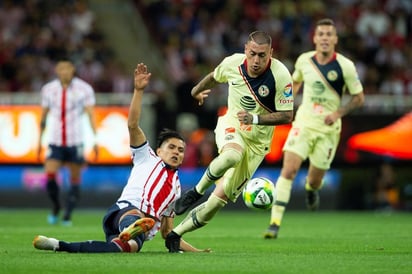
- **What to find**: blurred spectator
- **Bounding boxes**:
[136,0,412,101]
[356,2,390,38]
[369,161,400,210]
[176,111,217,169]
[379,69,405,96]
[71,0,95,39]
[0,0,120,93]
[109,61,133,94]
[176,112,200,168]
[2,0,412,98]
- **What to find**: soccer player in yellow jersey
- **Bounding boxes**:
[264,18,365,239]
[166,31,294,252]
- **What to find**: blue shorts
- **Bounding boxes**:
[102,202,139,241]
[46,145,85,164]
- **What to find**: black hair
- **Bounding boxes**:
[316,18,335,27]
[248,30,272,46]
[156,128,185,149]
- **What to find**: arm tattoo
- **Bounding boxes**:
[259,110,293,126]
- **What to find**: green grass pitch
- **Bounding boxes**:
[0,209,411,274]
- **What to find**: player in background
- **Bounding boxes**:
[37,60,98,226]
[166,31,294,252]
[33,63,211,253]
[264,18,365,239]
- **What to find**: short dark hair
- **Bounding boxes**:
[248,31,272,46]
[156,128,185,149]
[316,18,335,27]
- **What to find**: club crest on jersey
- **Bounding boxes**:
[258,85,270,97]
[327,70,338,81]
[283,83,292,97]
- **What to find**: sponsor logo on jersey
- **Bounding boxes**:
[313,81,325,94]
[240,96,256,110]
[279,99,294,104]
[283,83,293,97]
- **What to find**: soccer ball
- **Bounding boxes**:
[242,177,276,210]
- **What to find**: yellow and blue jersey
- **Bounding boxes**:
[213,53,293,155]
[292,51,363,133]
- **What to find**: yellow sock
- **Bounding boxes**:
[305,179,324,191]
[174,194,227,235]
[270,177,292,226]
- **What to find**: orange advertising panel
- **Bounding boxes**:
[0,105,131,164]
[265,124,291,164]
[347,112,412,160]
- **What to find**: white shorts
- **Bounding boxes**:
[283,124,340,170]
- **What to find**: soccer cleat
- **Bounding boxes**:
[264,224,280,239]
[174,187,203,215]
[165,231,182,253]
[33,235,59,251]
[306,190,320,211]
[119,217,155,242]
[47,214,58,225]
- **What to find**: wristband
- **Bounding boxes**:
[252,114,259,125]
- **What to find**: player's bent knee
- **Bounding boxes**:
[221,148,243,166]
[210,148,243,175]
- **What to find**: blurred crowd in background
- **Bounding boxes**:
[2,0,412,96]
[137,0,412,98]
[1,0,412,168]
[0,0,130,94]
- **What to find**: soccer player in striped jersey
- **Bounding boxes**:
[37,60,98,226]
[167,31,294,252]
[264,18,365,239]
[33,63,210,253]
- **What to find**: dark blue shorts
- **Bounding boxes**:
[102,201,139,242]
[46,144,85,164]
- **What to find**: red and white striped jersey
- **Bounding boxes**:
[117,142,181,236]
[41,77,95,146]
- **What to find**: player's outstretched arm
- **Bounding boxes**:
[191,72,217,106]
[128,63,151,147]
